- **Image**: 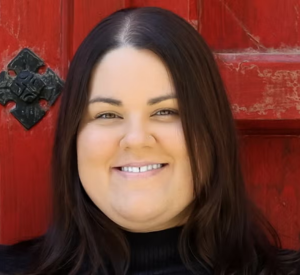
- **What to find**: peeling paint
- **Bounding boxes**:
[219,0,268,50]
[220,61,255,74]
[0,18,20,41]
[232,104,247,113]
[16,13,21,39]
[221,58,300,118]
[0,0,21,41]
[189,19,199,30]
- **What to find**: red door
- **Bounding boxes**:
[0,0,299,249]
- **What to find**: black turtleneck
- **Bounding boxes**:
[124,226,204,274]
[0,226,211,275]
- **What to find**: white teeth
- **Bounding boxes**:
[132,167,139,173]
[140,166,147,172]
[120,164,163,173]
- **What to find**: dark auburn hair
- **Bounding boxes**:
[21,6,299,275]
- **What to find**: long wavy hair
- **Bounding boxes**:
[19,6,299,275]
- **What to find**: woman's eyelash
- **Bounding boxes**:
[95,109,178,119]
[154,109,178,116]
[96,113,120,119]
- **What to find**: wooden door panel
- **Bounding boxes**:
[0,0,65,244]
[124,0,191,20]
[217,54,300,121]
[201,0,300,50]
[240,136,300,248]
[200,0,300,248]
[72,0,124,52]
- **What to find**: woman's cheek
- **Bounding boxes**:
[77,125,117,162]
[157,123,186,152]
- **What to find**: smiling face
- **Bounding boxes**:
[77,47,194,232]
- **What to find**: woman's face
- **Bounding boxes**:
[77,47,194,232]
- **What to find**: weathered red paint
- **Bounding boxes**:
[217,54,300,120]
[0,0,63,244]
[125,0,190,19]
[201,0,300,51]
[72,0,124,53]
[240,136,300,247]
[0,0,299,249]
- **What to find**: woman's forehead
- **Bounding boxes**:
[89,47,175,100]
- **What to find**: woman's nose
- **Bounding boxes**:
[119,119,155,150]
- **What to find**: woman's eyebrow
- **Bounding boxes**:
[147,94,177,105]
[88,94,177,106]
[88,97,121,106]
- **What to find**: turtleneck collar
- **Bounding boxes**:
[123,226,190,274]
[124,226,183,249]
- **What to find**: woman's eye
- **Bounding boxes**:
[95,110,178,119]
[155,109,178,116]
[96,113,120,119]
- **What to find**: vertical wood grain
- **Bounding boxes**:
[0,0,65,244]
[240,136,300,248]
[200,0,300,51]
[61,0,74,78]
[72,0,124,54]
[124,0,190,20]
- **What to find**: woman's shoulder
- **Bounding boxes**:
[0,237,42,275]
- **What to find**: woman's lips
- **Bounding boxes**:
[112,164,168,179]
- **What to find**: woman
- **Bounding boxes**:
[0,7,299,275]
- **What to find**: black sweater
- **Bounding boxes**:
[0,226,211,275]
[1,227,298,275]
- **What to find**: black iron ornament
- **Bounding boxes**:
[0,48,63,129]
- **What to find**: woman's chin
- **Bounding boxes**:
[109,205,166,230]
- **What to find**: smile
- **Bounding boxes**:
[113,163,168,179]
[119,163,166,173]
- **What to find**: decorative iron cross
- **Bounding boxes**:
[0,48,63,129]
